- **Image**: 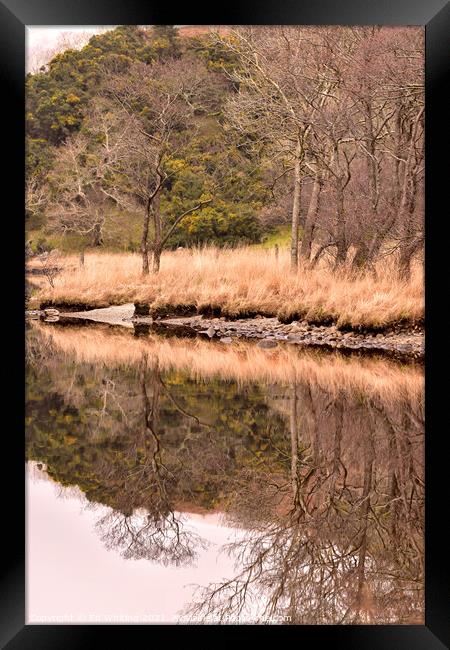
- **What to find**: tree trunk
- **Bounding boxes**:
[352,104,379,272]
[141,202,151,275]
[151,192,162,274]
[310,239,334,269]
[397,180,422,280]
[398,170,422,279]
[91,221,103,247]
[330,396,343,495]
[398,239,423,280]
[396,107,424,279]
[334,181,347,268]
[290,138,303,270]
[398,249,411,280]
[365,208,397,267]
[290,382,300,508]
[354,427,375,622]
[387,425,399,538]
[300,174,322,262]
[152,247,162,273]
[351,241,370,271]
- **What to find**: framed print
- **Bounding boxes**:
[1,0,448,646]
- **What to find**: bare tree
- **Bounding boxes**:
[46,131,111,247]
[98,59,215,273]
[336,28,425,274]
[216,27,337,270]
[214,27,423,273]
[26,173,47,220]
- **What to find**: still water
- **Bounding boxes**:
[25,321,424,624]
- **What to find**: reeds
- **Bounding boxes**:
[31,247,424,329]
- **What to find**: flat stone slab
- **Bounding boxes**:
[58,303,135,328]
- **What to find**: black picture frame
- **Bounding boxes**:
[2,0,448,646]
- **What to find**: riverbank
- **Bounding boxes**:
[28,303,424,361]
[29,248,424,331]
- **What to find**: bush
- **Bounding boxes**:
[34,237,54,254]
[126,239,140,253]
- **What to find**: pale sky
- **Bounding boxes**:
[25,26,115,72]
[25,26,191,72]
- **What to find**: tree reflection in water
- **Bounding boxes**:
[95,352,215,566]
[186,383,424,624]
[25,323,424,623]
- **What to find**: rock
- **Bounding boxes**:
[25,310,41,319]
[219,337,232,344]
[44,308,59,316]
[258,339,278,349]
[134,302,150,316]
[206,326,216,338]
[396,343,413,352]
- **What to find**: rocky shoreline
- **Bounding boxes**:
[26,304,424,361]
[137,314,424,360]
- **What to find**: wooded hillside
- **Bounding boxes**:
[26,25,424,278]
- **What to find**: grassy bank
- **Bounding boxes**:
[30,247,424,330]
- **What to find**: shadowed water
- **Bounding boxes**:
[25,322,424,624]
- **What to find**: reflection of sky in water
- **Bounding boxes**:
[27,462,248,624]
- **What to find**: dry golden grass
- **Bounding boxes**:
[30,247,424,329]
[33,321,423,406]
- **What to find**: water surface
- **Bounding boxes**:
[26,322,424,624]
